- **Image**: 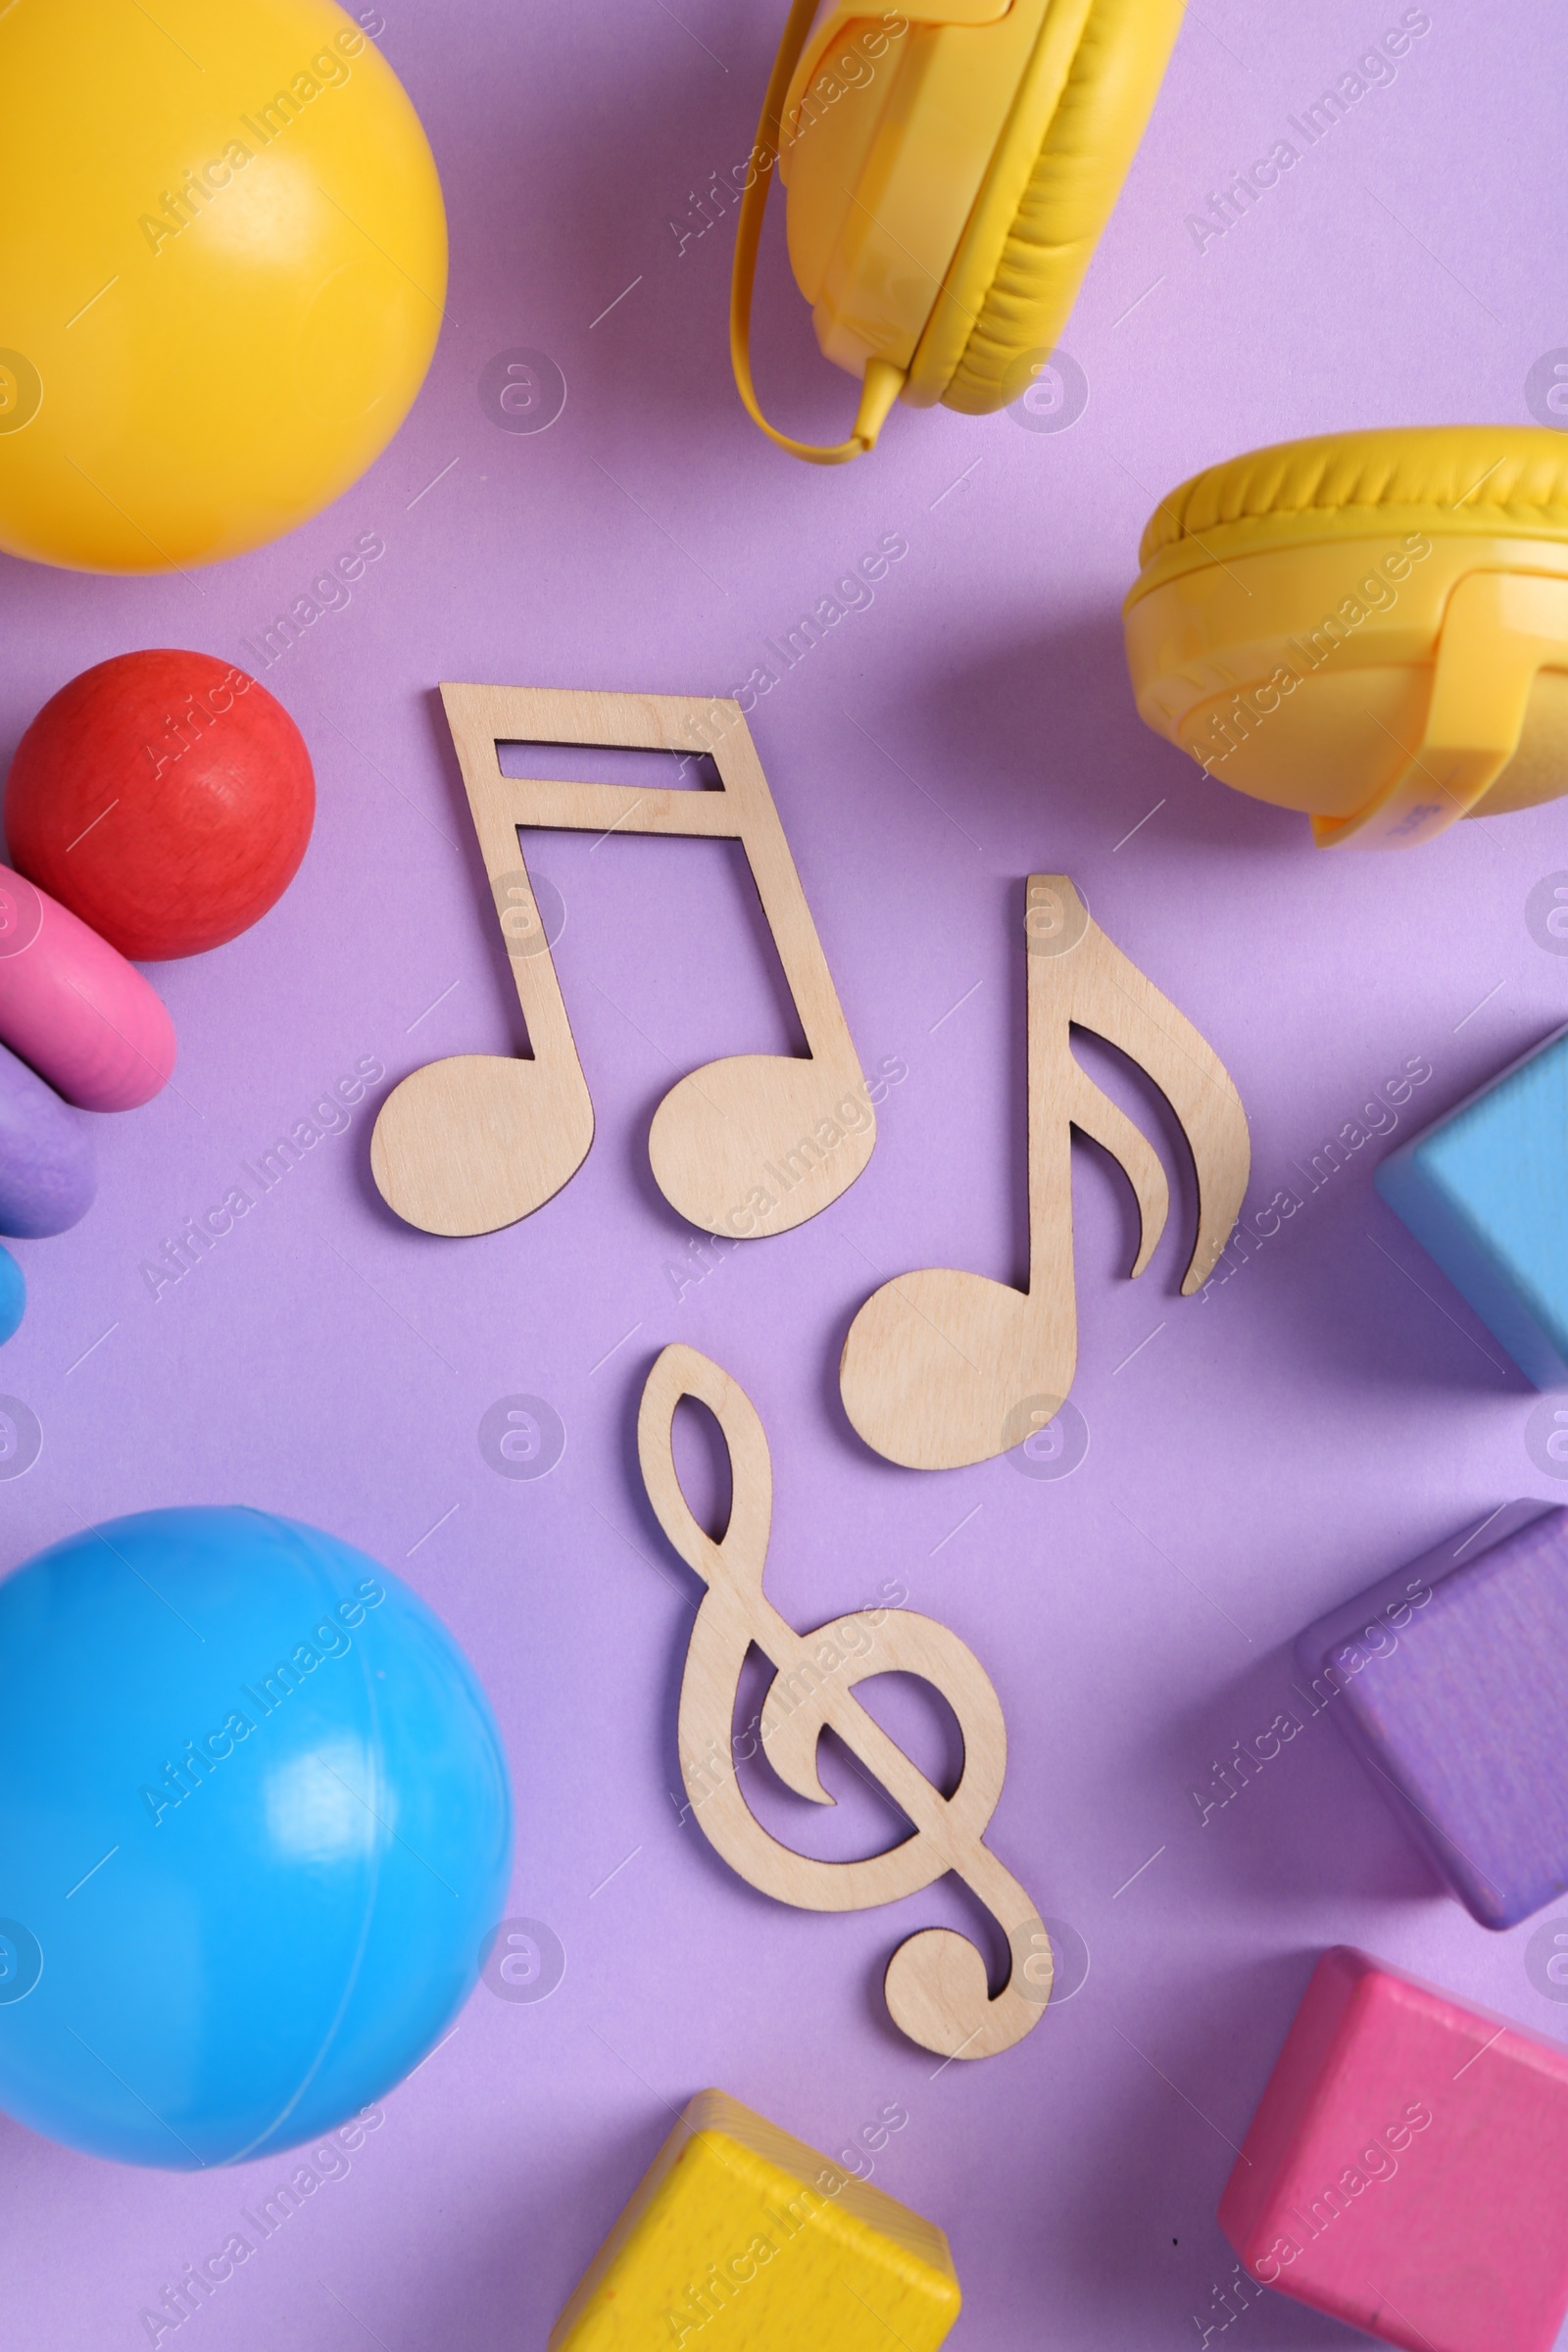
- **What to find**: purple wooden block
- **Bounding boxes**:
[1296,1504,1568,1929]
[0,1035,96,1237]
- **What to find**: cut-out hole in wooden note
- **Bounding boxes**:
[839,876,1250,1472]
[495,738,721,791]
[371,687,873,1239]
[639,1342,1052,2060]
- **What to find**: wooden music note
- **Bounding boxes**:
[638,1343,1053,2060]
[371,687,874,1239]
[840,876,1250,1471]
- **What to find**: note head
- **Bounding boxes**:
[370,1052,594,1237]
[650,1054,874,1240]
[884,1927,994,2058]
[840,1266,1069,1471]
[886,1916,1052,2058]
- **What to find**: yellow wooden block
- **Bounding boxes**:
[549,2088,962,2350]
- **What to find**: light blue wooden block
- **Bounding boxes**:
[1375,1022,1568,1389]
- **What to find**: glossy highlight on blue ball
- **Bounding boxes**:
[0,1245,23,1345]
[0,1506,513,2168]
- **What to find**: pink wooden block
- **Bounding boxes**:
[1219,1947,1568,2352]
[0,861,175,1111]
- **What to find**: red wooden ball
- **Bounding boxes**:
[4,651,315,960]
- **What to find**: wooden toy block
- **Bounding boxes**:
[1296,1503,1568,1929]
[548,2088,960,2352]
[1220,1946,1568,2352]
[1375,1022,1568,1386]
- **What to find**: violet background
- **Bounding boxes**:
[3,1,1568,2343]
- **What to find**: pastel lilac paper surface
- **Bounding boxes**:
[2,3,1568,2347]
[1297,1504,1568,1929]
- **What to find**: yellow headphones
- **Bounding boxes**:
[1124,426,1568,847]
[732,0,1185,464]
[733,19,1568,853]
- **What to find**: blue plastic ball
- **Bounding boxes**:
[0,1507,512,2168]
[0,1245,23,1344]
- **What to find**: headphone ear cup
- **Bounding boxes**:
[1124,425,1568,845]
[733,0,1182,457]
[908,0,1185,415]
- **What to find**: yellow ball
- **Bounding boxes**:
[0,0,447,573]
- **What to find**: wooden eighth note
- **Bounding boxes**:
[370,687,873,1239]
[840,877,1250,1471]
[638,1343,1053,2061]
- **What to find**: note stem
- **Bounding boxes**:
[816,1672,1038,2002]
[1023,926,1079,1346]
[715,724,859,1082]
[813,1667,986,1883]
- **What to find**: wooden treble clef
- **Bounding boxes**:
[637,1343,1053,2060]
